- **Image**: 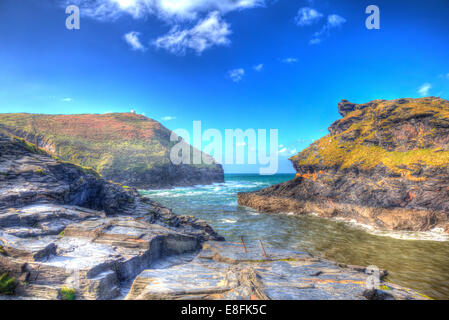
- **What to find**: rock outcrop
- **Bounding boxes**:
[239,97,449,233]
[0,113,224,189]
[0,133,222,299]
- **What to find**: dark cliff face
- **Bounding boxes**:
[0,113,224,189]
[103,163,224,190]
[239,97,449,233]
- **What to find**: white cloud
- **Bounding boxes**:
[327,14,346,27]
[281,58,298,64]
[66,1,265,56]
[418,83,432,96]
[66,0,265,21]
[61,98,72,102]
[309,38,321,45]
[228,68,245,83]
[236,142,247,147]
[295,7,323,26]
[310,14,346,45]
[279,145,298,156]
[154,11,231,55]
[124,31,146,51]
[253,64,264,72]
[162,116,176,121]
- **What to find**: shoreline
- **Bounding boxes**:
[237,192,449,237]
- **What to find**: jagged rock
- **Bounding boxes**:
[239,97,449,234]
[126,241,427,300]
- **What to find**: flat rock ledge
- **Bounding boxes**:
[125,241,428,300]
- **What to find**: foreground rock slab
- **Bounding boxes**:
[126,241,427,300]
[1,204,200,300]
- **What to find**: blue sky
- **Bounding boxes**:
[1,0,449,173]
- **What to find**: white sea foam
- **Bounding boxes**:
[220,218,237,224]
[332,216,449,242]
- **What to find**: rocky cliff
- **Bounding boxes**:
[239,97,449,234]
[0,132,222,299]
[0,113,224,189]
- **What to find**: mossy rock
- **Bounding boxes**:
[0,273,18,296]
[59,287,76,300]
[34,168,46,176]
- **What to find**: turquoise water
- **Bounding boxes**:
[141,174,449,299]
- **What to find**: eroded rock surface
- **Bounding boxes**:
[126,241,427,300]
[239,97,449,233]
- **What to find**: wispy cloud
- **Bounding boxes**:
[61,98,72,102]
[310,14,346,45]
[327,14,346,28]
[124,31,146,51]
[65,0,265,21]
[279,145,297,156]
[253,64,264,72]
[228,68,245,83]
[418,83,432,96]
[281,58,298,64]
[154,11,231,55]
[162,116,176,121]
[295,7,323,26]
